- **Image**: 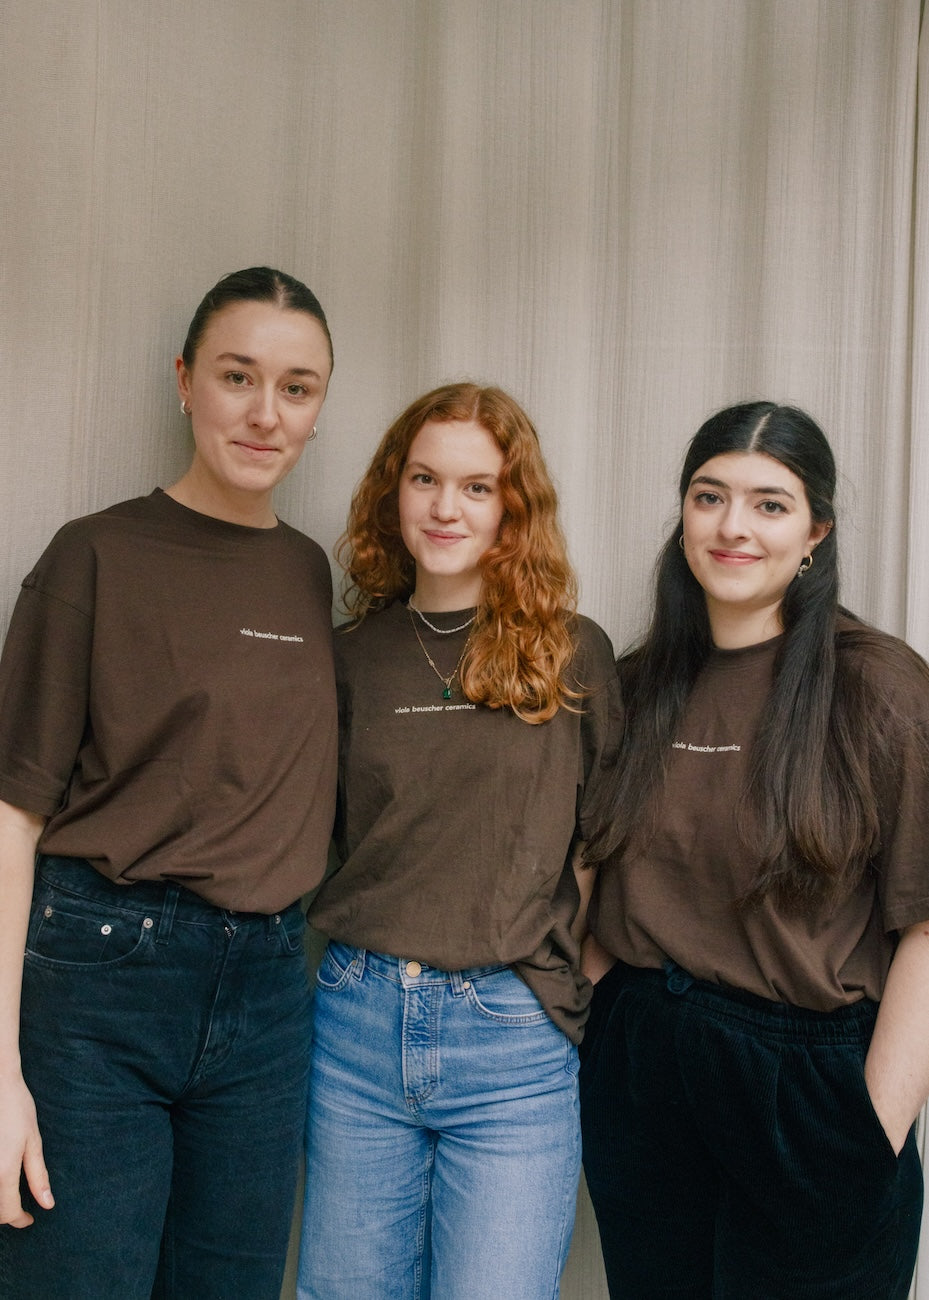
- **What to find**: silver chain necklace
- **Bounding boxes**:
[407,608,471,699]
[407,596,477,636]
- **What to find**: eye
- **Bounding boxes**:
[758,499,787,514]
[284,383,309,398]
[693,490,722,506]
[465,482,493,496]
[226,371,249,386]
[410,472,434,486]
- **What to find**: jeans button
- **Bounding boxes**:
[405,961,422,977]
[666,968,693,995]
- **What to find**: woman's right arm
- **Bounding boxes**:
[0,798,50,1227]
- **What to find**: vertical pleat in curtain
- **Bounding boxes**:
[0,2,927,1296]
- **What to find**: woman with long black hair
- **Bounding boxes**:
[581,401,929,1299]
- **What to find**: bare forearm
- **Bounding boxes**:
[570,843,595,945]
[865,919,929,1154]
[0,801,44,1062]
[0,799,52,1227]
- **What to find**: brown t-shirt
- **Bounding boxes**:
[0,490,337,912]
[590,624,929,1009]
[308,603,621,1042]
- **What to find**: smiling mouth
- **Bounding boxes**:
[710,550,760,563]
[234,441,278,456]
[424,530,464,542]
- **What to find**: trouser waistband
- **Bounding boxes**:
[613,959,878,1045]
[36,854,296,943]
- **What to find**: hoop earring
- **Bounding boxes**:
[180,401,191,416]
[678,534,685,551]
[797,554,813,577]
[307,426,318,442]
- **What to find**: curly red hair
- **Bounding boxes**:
[338,384,579,722]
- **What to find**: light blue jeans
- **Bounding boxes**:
[297,943,581,1300]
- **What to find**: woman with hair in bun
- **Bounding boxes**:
[581,401,929,1299]
[298,382,619,1300]
[0,267,337,1298]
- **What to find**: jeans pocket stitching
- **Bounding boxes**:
[315,945,357,992]
[464,974,550,1025]
[25,912,154,970]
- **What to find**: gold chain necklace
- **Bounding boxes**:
[408,608,470,699]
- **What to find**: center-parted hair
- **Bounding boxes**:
[181,266,333,370]
[338,383,578,723]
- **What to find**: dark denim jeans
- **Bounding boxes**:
[580,961,923,1300]
[0,855,313,1300]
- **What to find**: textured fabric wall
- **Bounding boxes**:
[2,2,926,1296]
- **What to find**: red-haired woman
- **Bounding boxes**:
[297,384,619,1300]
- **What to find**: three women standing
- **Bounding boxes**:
[0,268,337,1299]
[297,383,619,1300]
[581,402,929,1299]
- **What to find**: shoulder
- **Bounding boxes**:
[41,493,156,546]
[836,613,929,723]
[572,614,617,679]
[274,517,328,562]
[273,518,332,587]
[21,494,158,598]
[333,604,403,666]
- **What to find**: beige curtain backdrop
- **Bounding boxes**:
[2,1,927,1296]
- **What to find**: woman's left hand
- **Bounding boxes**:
[865,918,929,1155]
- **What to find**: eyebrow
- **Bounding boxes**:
[215,352,323,380]
[406,459,499,481]
[690,474,796,501]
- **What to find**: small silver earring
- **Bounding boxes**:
[181,400,191,416]
[307,426,318,442]
[678,534,685,551]
[797,554,813,577]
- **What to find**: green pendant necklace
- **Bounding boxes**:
[408,608,471,699]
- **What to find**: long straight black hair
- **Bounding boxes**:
[589,401,895,905]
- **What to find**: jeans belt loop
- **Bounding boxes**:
[156,883,180,944]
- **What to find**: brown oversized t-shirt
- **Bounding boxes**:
[0,490,337,912]
[590,624,929,1009]
[308,603,621,1042]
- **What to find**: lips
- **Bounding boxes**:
[423,529,465,543]
[233,441,279,458]
[709,549,760,564]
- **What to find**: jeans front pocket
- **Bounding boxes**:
[26,882,154,970]
[463,966,550,1025]
[315,941,360,992]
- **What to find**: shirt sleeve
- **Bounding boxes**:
[863,642,929,933]
[0,526,96,815]
[573,617,623,839]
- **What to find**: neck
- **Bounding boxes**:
[412,574,482,612]
[706,598,784,649]
[165,469,277,529]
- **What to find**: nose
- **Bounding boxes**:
[431,485,461,520]
[717,501,750,539]
[247,386,279,432]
